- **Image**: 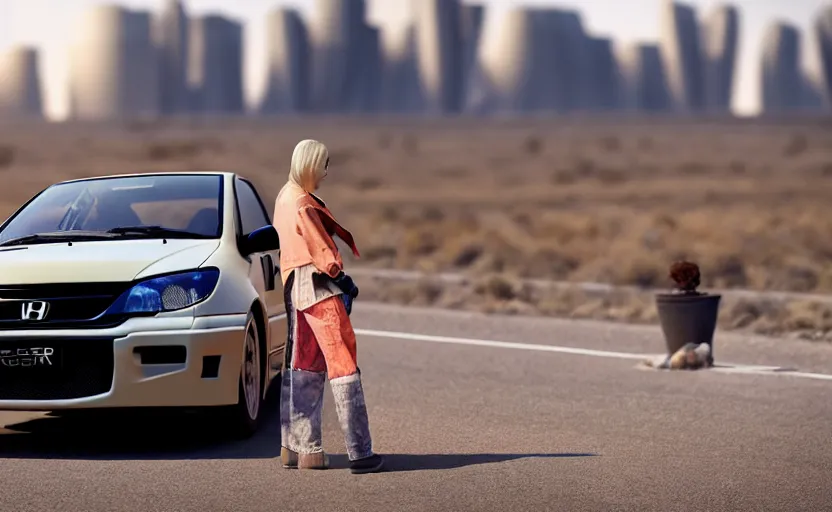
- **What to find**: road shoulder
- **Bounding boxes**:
[351,302,832,375]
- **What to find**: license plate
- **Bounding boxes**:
[0,346,61,370]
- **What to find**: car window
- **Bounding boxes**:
[235,178,271,236]
[131,199,219,230]
[0,174,224,242]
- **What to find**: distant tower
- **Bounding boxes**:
[341,16,382,113]
[801,71,826,111]
[354,24,382,112]
[476,7,550,113]
[701,4,739,113]
[260,8,310,114]
[475,7,597,114]
[660,0,705,112]
[815,6,832,107]
[550,9,590,112]
[586,37,621,111]
[155,0,190,115]
[616,42,671,112]
[412,0,464,114]
[188,14,244,114]
[125,11,161,116]
[460,3,485,97]
[760,21,802,113]
[307,0,366,112]
[0,46,44,120]
[68,4,159,120]
[379,24,424,112]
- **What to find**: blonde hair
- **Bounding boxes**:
[289,139,329,192]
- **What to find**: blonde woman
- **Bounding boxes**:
[273,139,384,474]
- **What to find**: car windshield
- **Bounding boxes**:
[0,174,223,244]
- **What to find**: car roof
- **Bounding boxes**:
[55,171,239,185]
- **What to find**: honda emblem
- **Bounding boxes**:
[21,301,49,321]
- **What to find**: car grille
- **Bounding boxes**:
[0,282,131,329]
[0,338,114,400]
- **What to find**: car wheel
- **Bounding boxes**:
[222,311,264,439]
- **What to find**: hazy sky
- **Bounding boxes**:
[2,0,829,120]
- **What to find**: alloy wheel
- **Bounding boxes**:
[242,321,261,420]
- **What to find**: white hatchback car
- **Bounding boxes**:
[0,172,287,438]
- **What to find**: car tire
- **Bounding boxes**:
[220,311,264,440]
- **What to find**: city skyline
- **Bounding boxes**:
[2,0,829,120]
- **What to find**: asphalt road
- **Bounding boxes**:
[1,303,831,512]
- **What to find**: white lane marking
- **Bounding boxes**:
[783,372,832,381]
[354,328,832,382]
[711,367,832,381]
[355,328,648,360]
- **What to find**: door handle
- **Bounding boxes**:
[260,254,276,291]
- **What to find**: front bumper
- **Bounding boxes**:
[0,314,247,410]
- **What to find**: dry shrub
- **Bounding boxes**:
[146,140,203,160]
[474,274,518,301]
[377,133,392,150]
[360,244,398,263]
[421,206,445,222]
[783,134,808,157]
[596,167,628,184]
[729,161,746,174]
[678,162,709,175]
[551,169,577,185]
[356,177,383,190]
[435,166,468,178]
[328,147,357,165]
[402,134,419,154]
[400,229,439,258]
[451,244,483,268]
[526,248,580,279]
[524,135,543,155]
[0,145,15,168]
[599,135,620,152]
[710,255,747,288]
[620,258,664,289]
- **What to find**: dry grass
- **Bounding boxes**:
[1,116,831,338]
[356,273,832,342]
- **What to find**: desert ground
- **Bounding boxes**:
[1,115,831,340]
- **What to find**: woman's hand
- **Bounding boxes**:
[333,271,359,299]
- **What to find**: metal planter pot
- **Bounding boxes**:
[655,293,721,362]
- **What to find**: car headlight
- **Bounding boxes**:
[105,268,220,315]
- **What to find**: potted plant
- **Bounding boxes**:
[655,261,721,365]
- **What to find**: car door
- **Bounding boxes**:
[233,177,286,384]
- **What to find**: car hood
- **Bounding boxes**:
[0,238,222,284]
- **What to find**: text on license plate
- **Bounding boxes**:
[0,347,57,368]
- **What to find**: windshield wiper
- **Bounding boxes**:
[107,226,214,239]
[0,234,48,247]
[0,231,116,247]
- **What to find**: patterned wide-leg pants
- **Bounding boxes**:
[279,271,374,461]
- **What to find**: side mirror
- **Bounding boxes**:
[240,225,279,256]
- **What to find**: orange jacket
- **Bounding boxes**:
[273,183,360,285]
